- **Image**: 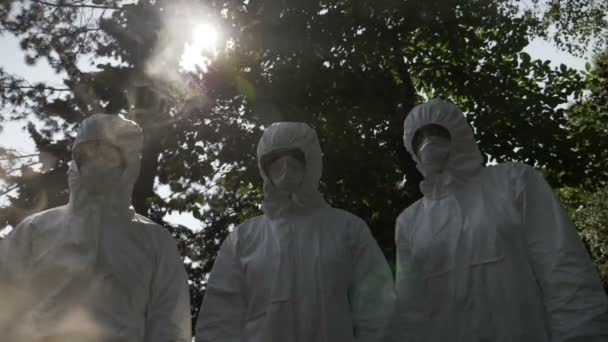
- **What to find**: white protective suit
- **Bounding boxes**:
[0,114,191,341]
[393,99,608,342]
[195,122,395,342]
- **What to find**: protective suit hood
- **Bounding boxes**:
[403,99,483,198]
[257,122,328,218]
[69,114,143,217]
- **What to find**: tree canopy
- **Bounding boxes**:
[559,50,608,289]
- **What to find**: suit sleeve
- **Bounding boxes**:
[144,231,192,342]
[515,164,608,342]
[195,232,246,342]
[348,218,396,342]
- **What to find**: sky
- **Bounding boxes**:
[0,30,592,230]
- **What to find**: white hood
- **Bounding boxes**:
[403,99,483,199]
[256,122,328,218]
[68,114,143,217]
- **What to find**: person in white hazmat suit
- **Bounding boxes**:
[392,99,608,342]
[0,114,191,341]
[195,122,395,342]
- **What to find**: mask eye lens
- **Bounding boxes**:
[413,124,451,156]
[75,141,123,168]
[262,148,306,177]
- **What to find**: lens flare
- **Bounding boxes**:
[180,24,218,72]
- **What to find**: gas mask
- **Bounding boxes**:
[73,141,125,194]
[416,136,451,177]
[77,160,124,194]
[267,156,305,192]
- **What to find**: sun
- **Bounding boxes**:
[180,24,219,72]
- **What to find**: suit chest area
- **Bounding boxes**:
[238,217,354,304]
[28,219,154,316]
[410,182,524,276]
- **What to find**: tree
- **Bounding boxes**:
[564,51,608,187]
[558,50,608,289]
[571,185,608,289]
[530,0,608,55]
[0,0,605,325]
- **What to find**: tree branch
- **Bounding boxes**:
[0,185,19,198]
[53,27,102,40]
[0,154,39,161]
[5,162,42,174]
[29,0,122,10]
[0,85,71,92]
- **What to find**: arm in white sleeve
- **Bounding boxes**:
[0,217,32,281]
[144,231,192,342]
[348,218,396,342]
[0,217,36,335]
[389,212,425,342]
[516,164,608,342]
[195,232,246,342]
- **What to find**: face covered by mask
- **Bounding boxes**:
[74,141,125,194]
[78,161,123,194]
[416,136,451,177]
[267,155,306,192]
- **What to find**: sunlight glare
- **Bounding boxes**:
[180,23,219,73]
